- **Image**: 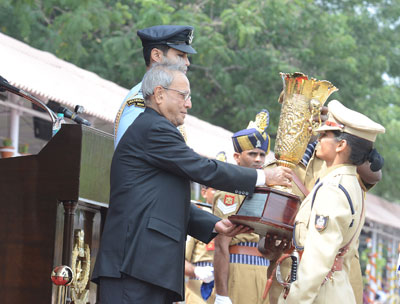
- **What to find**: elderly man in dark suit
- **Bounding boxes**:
[92,63,293,304]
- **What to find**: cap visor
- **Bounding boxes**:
[169,44,197,54]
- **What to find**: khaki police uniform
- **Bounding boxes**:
[279,164,364,304]
[268,150,367,304]
[185,206,216,304]
[277,100,385,304]
[266,150,325,304]
[268,131,382,303]
[213,191,269,304]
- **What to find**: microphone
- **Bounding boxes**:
[58,106,91,126]
[0,75,57,123]
[0,75,11,92]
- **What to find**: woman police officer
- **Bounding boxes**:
[279,100,385,304]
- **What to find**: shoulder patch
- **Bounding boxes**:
[223,194,235,206]
[126,97,145,108]
[263,158,277,168]
[206,239,215,251]
[315,215,329,232]
[216,199,238,215]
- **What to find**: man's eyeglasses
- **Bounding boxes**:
[162,87,191,101]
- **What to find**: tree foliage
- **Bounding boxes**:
[1,0,399,201]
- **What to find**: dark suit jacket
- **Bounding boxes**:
[92,108,257,301]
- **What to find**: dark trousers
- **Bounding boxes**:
[99,275,177,304]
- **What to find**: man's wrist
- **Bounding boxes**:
[256,169,266,186]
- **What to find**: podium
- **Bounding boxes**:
[0,124,114,304]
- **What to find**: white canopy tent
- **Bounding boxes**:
[0,32,236,161]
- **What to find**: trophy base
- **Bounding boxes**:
[228,216,294,240]
[275,160,296,169]
[229,186,301,240]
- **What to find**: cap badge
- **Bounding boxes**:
[315,215,329,232]
[325,120,344,130]
[187,30,194,45]
[256,139,261,148]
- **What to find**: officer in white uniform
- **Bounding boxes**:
[114,25,197,148]
[279,100,385,304]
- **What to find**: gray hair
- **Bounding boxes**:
[141,63,187,103]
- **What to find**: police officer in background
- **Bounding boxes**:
[213,110,271,304]
[185,152,228,304]
[114,25,196,148]
[278,100,385,304]
[184,185,217,304]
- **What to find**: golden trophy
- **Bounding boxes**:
[275,72,338,168]
[230,72,338,241]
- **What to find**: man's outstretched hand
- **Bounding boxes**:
[263,166,293,187]
[214,219,253,237]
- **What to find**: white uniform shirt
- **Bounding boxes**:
[114,81,144,149]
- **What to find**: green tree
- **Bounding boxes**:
[0,0,399,201]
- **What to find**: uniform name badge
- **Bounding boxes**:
[315,215,329,232]
[126,97,145,108]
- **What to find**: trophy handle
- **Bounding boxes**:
[309,98,323,134]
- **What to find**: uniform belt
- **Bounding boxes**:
[322,256,343,285]
[194,261,213,267]
[332,256,343,271]
[229,245,264,257]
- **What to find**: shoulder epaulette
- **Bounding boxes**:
[311,182,355,227]
[263,158,277,168]
[114,92,143,137]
